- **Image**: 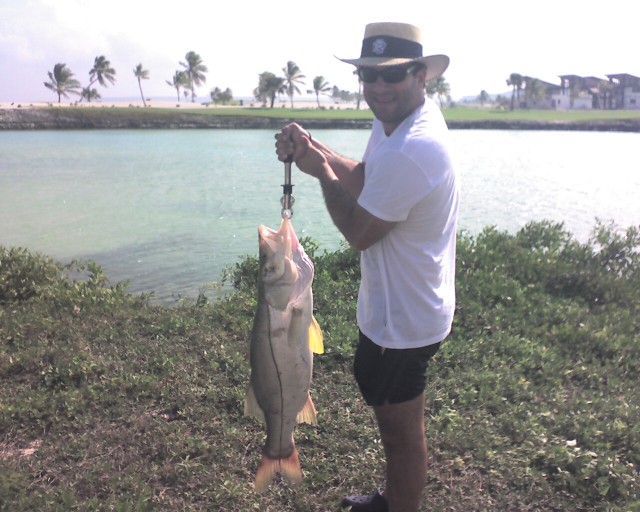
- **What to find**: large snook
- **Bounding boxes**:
[244,216,323,492]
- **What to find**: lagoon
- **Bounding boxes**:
[1,129,638,303]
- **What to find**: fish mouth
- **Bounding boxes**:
[257,226,269,245]
[258,224,275,236]
[257,218,299,254]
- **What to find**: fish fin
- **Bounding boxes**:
[309,316,324,354]
[296,393,318,425]
[254,453,279,493]
[244,385,265,423]
[279,446,303,485]
[254,447,302,492]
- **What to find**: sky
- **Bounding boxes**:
[1,0,639,103]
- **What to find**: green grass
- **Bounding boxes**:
[189,106,375,120]
[443,106,640,122]
[1,220,639,511]
[195,105,640,123]
[38,103,640,123]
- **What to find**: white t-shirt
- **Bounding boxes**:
[356,98,459,349]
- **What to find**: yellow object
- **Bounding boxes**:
[309,316,324,354]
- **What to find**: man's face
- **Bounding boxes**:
[359,64,427,135]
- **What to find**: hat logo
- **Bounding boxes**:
[371,38,387,55]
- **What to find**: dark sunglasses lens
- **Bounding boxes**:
[358,68,379,83]
[358,67,412,84]
[381,68,408,83]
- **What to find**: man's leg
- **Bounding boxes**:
[373,392,427,512]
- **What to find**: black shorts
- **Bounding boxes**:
[353,330,440,406]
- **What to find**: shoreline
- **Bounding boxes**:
[1,102,640,132]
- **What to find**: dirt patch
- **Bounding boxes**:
[0,439,42,462]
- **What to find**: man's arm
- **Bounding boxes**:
[307,136,365,200]
[315,162,396,251]
[275,124,395,251]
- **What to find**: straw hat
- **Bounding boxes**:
[337,22,449,82]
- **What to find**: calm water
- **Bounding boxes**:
[1,129,638,303]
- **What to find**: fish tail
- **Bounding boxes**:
[279,445,303,484]
[254,446,303,492]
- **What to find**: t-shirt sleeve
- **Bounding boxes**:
[358,150,432,222]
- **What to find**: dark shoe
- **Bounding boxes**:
[341,489,388,511]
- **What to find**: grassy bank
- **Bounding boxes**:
[444,106,640,122]
[191,105,640,123]
[1,220,639,511]
[3,105,640,131]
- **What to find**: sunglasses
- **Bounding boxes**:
[357,65,417,84]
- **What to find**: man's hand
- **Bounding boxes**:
[275,123,327,179]
[275,124,394,250]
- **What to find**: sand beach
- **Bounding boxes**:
[0,98,356,110]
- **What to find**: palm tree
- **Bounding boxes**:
[311,76,331,108]
[210,87,233,104]
[86,55,116,101]
[426,76,451,108]
[525,78,546,108]
[80,87,101,102]
[180,51,208,102]
[353,69,363,109]
[435,77,451,108]
[506,73,523,110]
[166,71,187,102]
[332,85,341,103]
[133,63,150,107]
[282,61,305,108]
[254,72,286,108]
[598,79,614,110]
[43,63,81,103]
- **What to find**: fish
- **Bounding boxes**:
[244,216,324,492]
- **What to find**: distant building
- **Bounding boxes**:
[558,75,606,110]
[607,74,640,109]
[515,73,640,110]
[521,76,562,109]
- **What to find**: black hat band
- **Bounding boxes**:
[360,35,423,59]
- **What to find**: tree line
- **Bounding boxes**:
[474,73,551,110]
[43,52,208,106]
[44,52,452,108]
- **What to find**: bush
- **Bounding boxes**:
[1,220,638,511]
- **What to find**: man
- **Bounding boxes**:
[275,22,458,512]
